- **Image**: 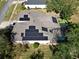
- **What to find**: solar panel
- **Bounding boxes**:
[24,15,28,18]
[52,17,57,23]
[19,18,24,21]
[23,36,48,40]
[24,18,30,21]
[29,26,35,29]
[42,27,48,32]
[39,33,43,36]
[19,15,30,21]
[22,26,48,40]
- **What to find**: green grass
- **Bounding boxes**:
[11,4,27,20]
[16,4,26,12]
[4,4,15,21]
[12,44,52,59]
[33,42,40,48]
[0,0,7,11]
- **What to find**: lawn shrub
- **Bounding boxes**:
[30,49,44,59]
[33,42,40,48]
[24,44,29,49]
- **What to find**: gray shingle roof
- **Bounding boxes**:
[26,0,46,5]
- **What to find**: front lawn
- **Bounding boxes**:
[4,4,15,21]
[12,44,52,59]
[11,4,27,20]
[0,0,7,11]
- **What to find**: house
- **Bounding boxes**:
[24,0,47,9]
[12,12,61,45]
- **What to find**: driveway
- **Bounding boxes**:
[0,0,13,24]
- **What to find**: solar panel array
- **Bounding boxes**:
[22,26,48,40]
[19,15,30,21]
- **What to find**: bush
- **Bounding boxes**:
[21,5,26,10]
[30,49,44,59]
[0,28,12,59]
[33,42,40,48]
[47,0,78,20]
[24,44,29,49]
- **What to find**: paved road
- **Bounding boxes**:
[0,0,13,24]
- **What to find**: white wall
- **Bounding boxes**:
[27,40,50,44]
[15,40,50,44]
[25,5,46,8]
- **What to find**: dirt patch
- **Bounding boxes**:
[70,14,79,23]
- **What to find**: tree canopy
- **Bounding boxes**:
[51,23,79,59]
[47,0,79,20]
[0,28,12,59]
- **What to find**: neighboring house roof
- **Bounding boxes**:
[26,0,46,5]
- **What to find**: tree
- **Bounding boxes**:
[49,24,79,59]
[47,0,79,20]
[65,24,79,59]
[60,5,73,20]
[0,28,12,59]
[30,49,44,59]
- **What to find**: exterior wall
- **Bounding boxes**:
[27,40,50,44]
[15,40,50,44]
[25,5,46,8]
